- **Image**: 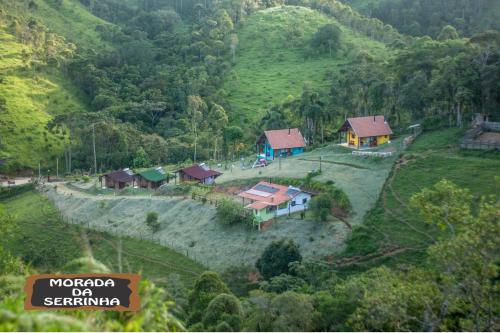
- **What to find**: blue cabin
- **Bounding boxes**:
[257,128,306,161]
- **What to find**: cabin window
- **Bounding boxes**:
[266,206,276,213]
[302,198,307,204]
[291,201,296,206]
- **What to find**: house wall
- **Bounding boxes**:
[377,135,390,145]
[264,140,305,161]
[202,176,216,185]
[104,177,129,189]
[289,192,311,213]
[253,192,312,222]
[348,129,359,146]
[292,147,305,155]
[254,207,276,223]
[264,142,274,161]
[137,177,164,189]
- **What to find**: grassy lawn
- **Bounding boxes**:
[336,129,500,275]
[225,5,388,125]
[1,191,205,286]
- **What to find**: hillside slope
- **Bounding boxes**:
[0,27,88,170]
[344,0,500,38]
[0,0,111,170]
[2,0,111,50]
[225,5,388,124]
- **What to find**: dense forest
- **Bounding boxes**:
[0,0,499,172]
[345,0,500,38]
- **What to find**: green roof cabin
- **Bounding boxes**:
[135,167,168,189]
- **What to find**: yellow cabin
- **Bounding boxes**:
[338,115,393,149]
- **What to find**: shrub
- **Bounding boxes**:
[157,182,194,196]
[202,293,243,330]
[188,271,230,324]
[256,239,302,280]
[0,184,34,200]
[309,193,332,222]
[146,211,160,233]
[260,274,308,293]
[82,175,90,183]
[216,198,254,226]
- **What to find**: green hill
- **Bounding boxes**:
[0,0,111,171]
[0,27,89,170]
[2,0,111,50]
[224,5,388,124]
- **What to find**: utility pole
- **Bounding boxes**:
[38,161,41,179]
[117,238,122,273]
[92,123,97,176]
[56,157,59,178]
[319,156,322,172]
[279,153,282,170]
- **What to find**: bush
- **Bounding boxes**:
[0,184,34,200]
[188,271,230,324]
[146,211,160,233]
[157,182,194,196]
[216,198,254,226]
[256,239,302,280]
[202,293,243,330]
[309,193,333,222]
[82,175,90,183]
[260,274,308,293]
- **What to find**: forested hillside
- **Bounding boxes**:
[0,0,110,170]
[0,0,499,172]
[344,0,500,38]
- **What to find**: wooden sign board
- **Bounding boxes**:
[24,274,141,311]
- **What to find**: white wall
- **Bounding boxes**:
[275,192,311,216]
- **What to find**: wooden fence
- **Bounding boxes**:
[460,122,500,150]
[352,151,393,157]
[460,140,500,150]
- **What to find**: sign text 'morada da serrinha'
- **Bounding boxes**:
[24,274,141,311]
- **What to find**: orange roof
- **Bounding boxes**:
[238,181,301,207]
[264,128,306,150]
[246,201,270,210]
[340,115,393,138]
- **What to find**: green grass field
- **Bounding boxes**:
[336,129,500,275]
[225,5,388,125]
[3,0,111,51]
[0,0,112,170]
[0,27,90,169]
[1,191,205,286]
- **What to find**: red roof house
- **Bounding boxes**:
[257,128,306,161]
[238,181,313,224]
[177,164,221,184]
[104,168,134,189]
[338,115,393,149]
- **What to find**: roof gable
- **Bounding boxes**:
[104,169,134,183]
[340,115,393,138]
[138,167,167,182]
[264,128,306,150]
[178,164,221,180]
